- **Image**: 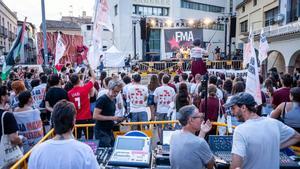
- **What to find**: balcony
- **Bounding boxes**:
[8,31,15,40]
[253,20,300,38]
[3,28,8,38]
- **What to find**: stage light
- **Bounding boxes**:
[203,17,212,25]
[166,19,173,27]
[150,19,156,27]
[188,19,194,26]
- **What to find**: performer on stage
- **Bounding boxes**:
[190,39,209,76]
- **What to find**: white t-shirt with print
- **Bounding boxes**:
[231,117,295,169]
[127,84,148,113]
[153,85,176,114]
[122,83,132,99]
[28,139,99,169]
[31,83,47,109]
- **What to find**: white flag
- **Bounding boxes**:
[245,38,262,105]
[243,30,253,68]
[87,0,104,70]
[258,30,269,62]
[94,0,113,32]
[54,33,66,66]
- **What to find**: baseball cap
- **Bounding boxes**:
[224,92,257,108]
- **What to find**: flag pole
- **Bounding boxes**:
[41,0,48,66]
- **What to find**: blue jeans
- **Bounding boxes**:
[130,111,148,130]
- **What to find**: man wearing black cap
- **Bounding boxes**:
[224,92,300,169]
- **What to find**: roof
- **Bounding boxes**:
[0,1,17,19]
[41,20,81,30]
[236,0,251,9]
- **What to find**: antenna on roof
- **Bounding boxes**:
[69,5,73,17]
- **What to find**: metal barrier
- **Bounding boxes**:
[11,121,232,169]
[137,60,243,74]
[10,128,55,169]
[11,120,300,169]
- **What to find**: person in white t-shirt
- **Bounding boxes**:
[209,75,223,100]
[28,100,99,169]
[31,75,47,109]
[176,73,192,93]
[154,75,176,121]
[127,74,148,124]
[122,75,132,115]
[224,92,300,169]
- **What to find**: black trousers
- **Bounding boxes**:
[75,119,94,139]
[94,127,115,147]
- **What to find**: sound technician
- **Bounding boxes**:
[224,92,300,169]
[170,105,215,169]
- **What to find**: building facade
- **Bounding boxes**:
[236,0,300,73]
[41,20,82,35]
[17,21,37,64]
[109,0,236,60]
[0,0,17,55]
[81,24,113,51]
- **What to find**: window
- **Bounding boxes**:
[265,7,278,26]
[114,5,118,16]
[288,0,298,23]
[240,20,248,33]
[242,6,245,12]
[253,0,257,6]
[133,5,169,16]
[148,29,161,53]
[86,25,92,30]
[230,0,233,13]
[181,0,224,13]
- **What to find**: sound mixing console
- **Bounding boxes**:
[96,147,114,167]
[209,135,300,169]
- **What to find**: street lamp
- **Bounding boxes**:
[217,16,230,59]
[132,20,137,60]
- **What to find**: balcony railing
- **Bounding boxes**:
[253,20,300,37]
[0,26,4,37]
[3,28,8,38]
[137,59,243,74]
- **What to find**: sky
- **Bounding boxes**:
[3,0,94,29]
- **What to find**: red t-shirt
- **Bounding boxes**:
[199,97,224,122]
[272,87,290,108]
[68,81,93,120]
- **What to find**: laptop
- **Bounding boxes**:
[161,130,176,155]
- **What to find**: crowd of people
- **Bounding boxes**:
[1,48,300,168]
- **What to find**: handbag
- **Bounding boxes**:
[0,111,23,168]
[217,99,226,136]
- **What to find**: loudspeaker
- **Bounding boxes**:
[230,16,236,38]
[140,18,147,40]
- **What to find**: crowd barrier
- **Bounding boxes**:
[10,121,231,169]
[10,121,299,169]
[138,59,243,74]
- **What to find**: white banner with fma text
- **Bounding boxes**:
[208,69,248,79]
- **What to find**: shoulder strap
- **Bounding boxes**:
[1,111,8,135]
[282,102,287,122]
